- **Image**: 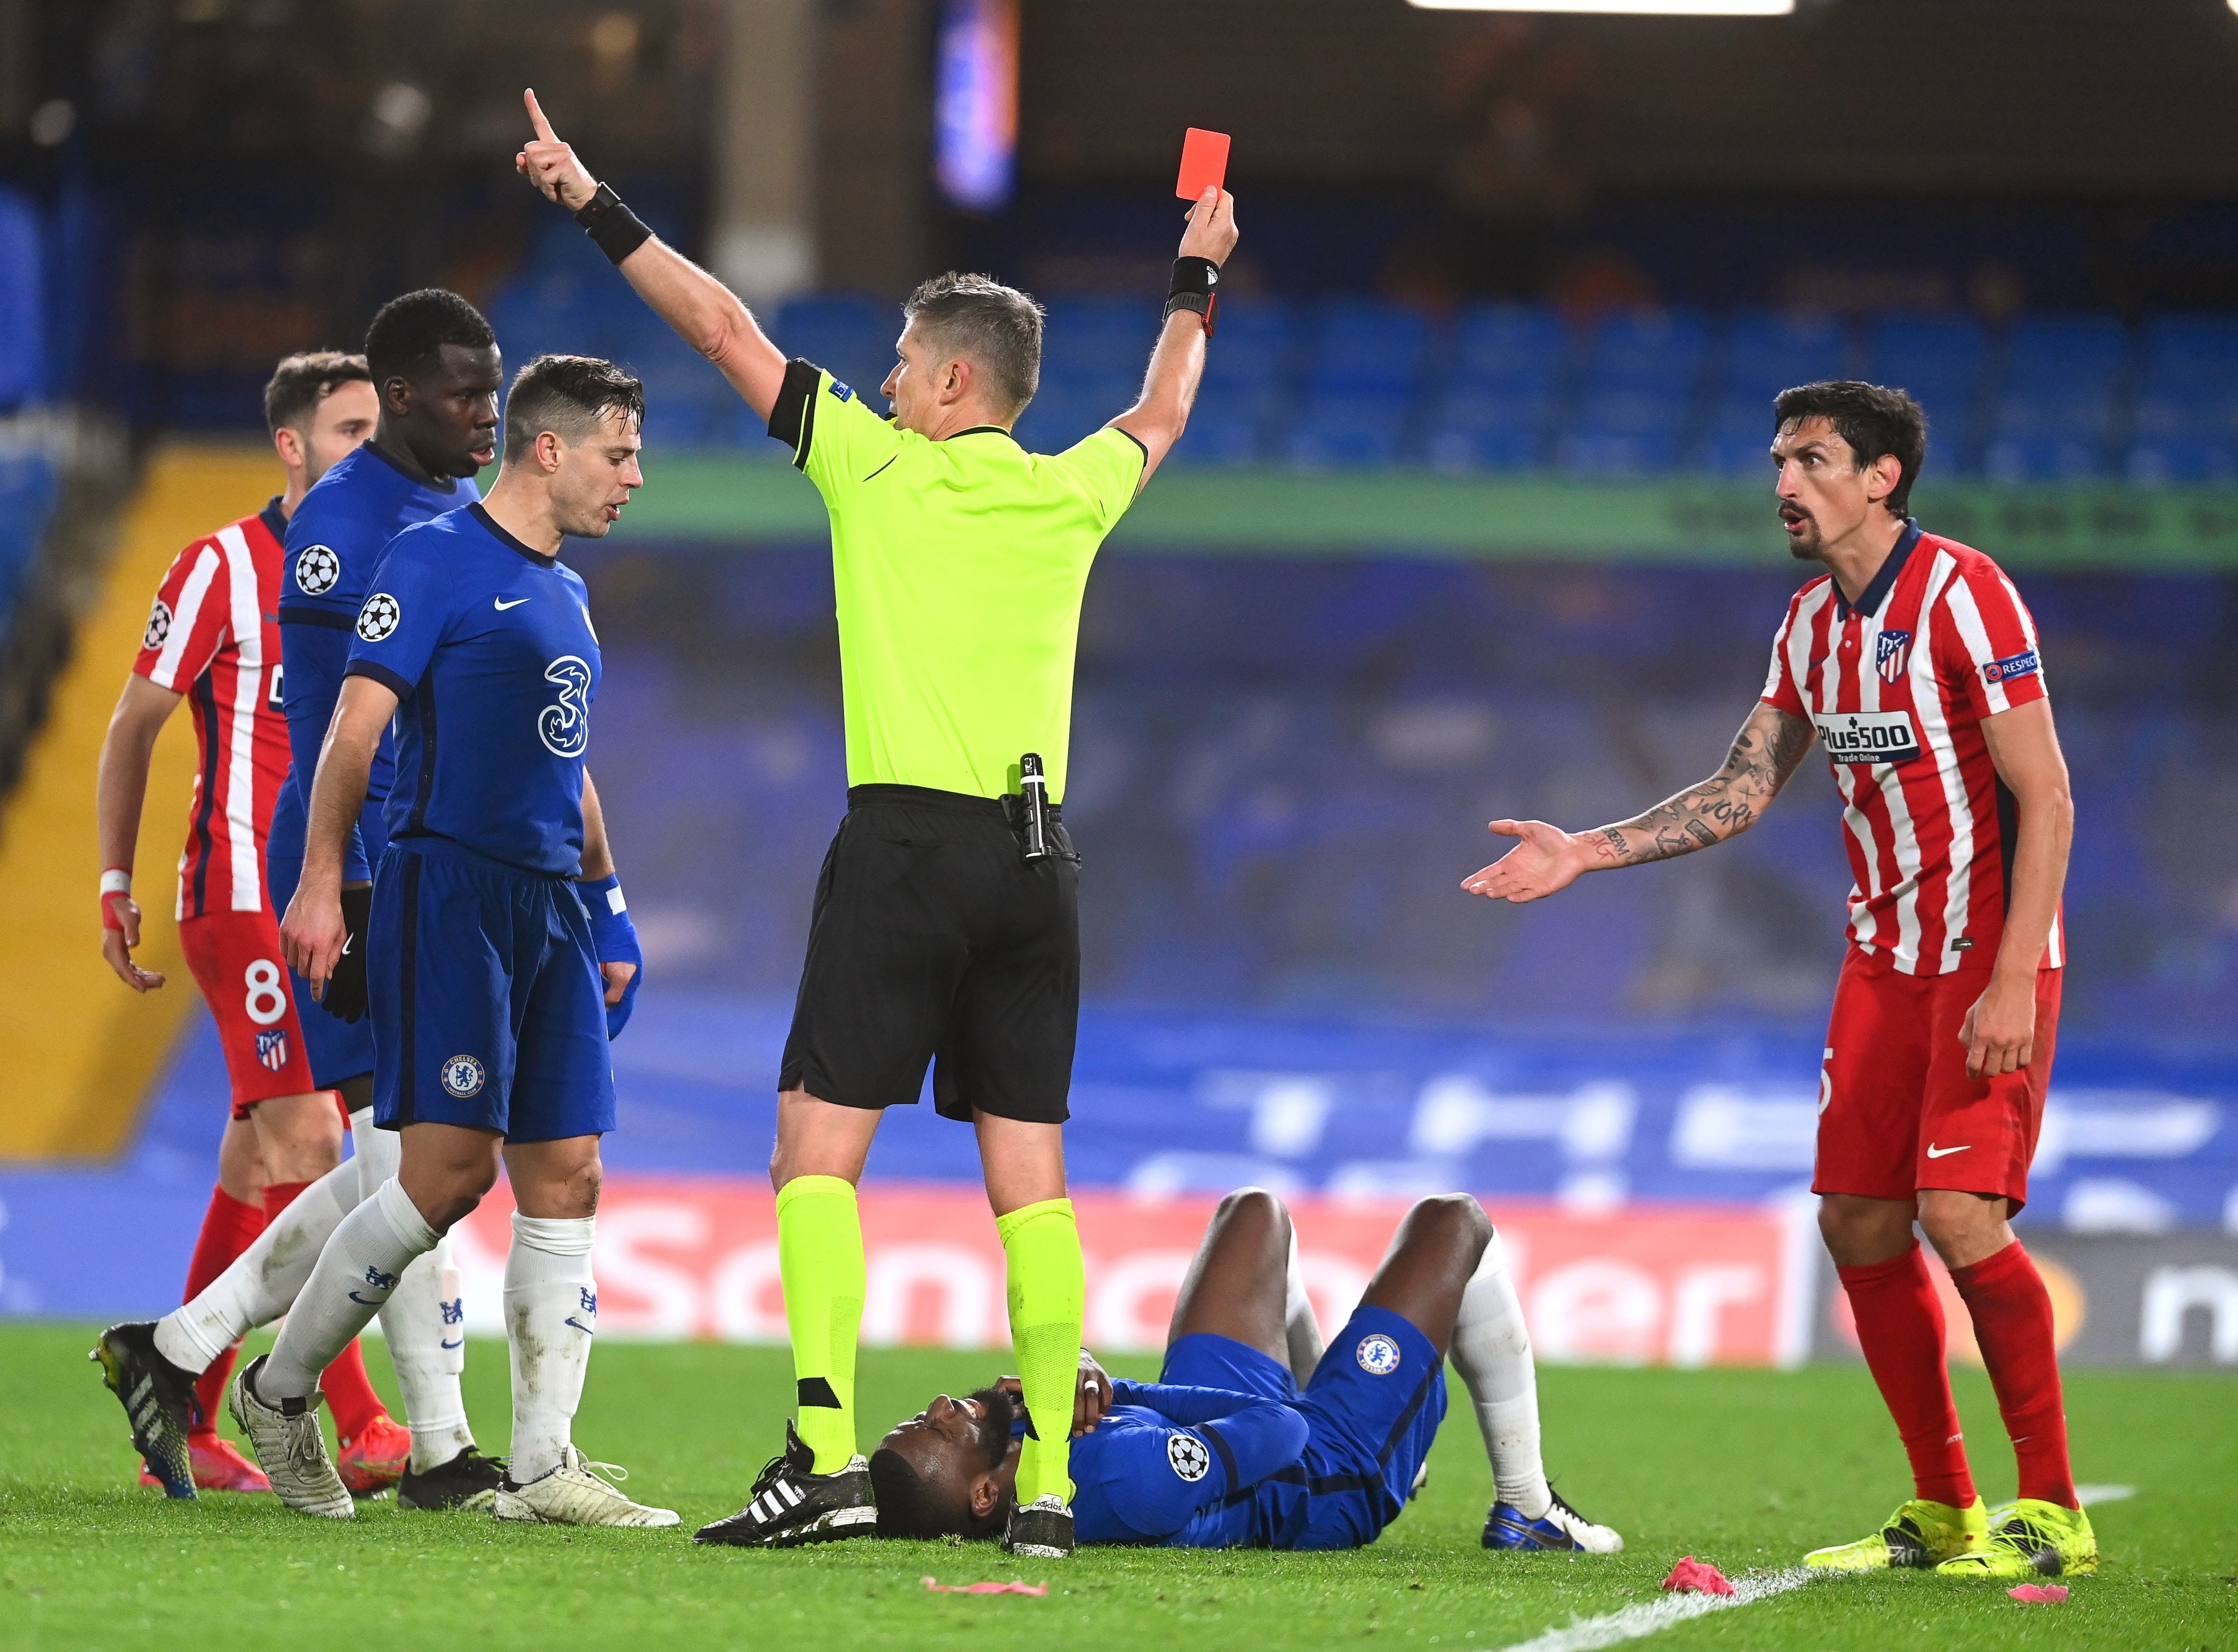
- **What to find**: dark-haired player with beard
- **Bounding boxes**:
[92,291,510,1515]
[1462,382,2092,1583]
[870,1189,1619,1554]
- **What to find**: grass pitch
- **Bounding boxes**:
[1,1323,2232,1651]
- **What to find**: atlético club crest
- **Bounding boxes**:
[255,1027,289,1072]
[1875,628,1912,684]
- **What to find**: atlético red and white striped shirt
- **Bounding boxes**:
[132,500,292,920]
[1762,520,2062,977]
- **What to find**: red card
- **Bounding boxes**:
[1176,128,1231,202]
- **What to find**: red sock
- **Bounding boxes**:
[262,1178,389,1446]
[321,1341,388,1445]
[183,1186,267,1437]
[1838,1242,1977,1509]
[1949,1240,2077,1509]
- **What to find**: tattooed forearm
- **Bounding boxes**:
[1585,705,1814,867]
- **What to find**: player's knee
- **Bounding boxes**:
[1817,1194,1914,1265]
[1410,1192,1492,1257]
[1212,1186,1291,1247]
[1915,1191,2004,1262]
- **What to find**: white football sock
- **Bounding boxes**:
[344,1107,476,1465]
[504,1213,598,1484]
[153,1155,362,1373]
[1283,1220,1325,1385]
[350,1104,399,1198]
[260,1177,437,1402]
[1450,1227,1552,1520]
[380,1235,477,1471]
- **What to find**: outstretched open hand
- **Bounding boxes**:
[1460,818,1590,904]
[516,88,599,212]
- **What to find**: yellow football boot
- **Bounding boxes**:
[1805,1496,1989,1571]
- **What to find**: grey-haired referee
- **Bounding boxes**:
[516,88,1237,1557]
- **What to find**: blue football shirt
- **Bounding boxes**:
[1066,1382,1308,1549]
[275,442,477,880]
[343,502,601,877]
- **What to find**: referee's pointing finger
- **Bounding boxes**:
[524,86,558,142]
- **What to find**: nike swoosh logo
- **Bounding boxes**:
[564,1316,596,1335]
[1925,1143,1972,1158]
[347,1291,384,1304]
[495,596,531,610]
[341,933,354,956]
[440,1338,463,1350]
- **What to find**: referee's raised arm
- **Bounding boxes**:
[1110,186,1239,490]
[515,89,789,420]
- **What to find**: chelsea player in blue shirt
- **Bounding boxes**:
[234,355,669,1528]
[267,287,508,1509]
[871,1190,1623,1554]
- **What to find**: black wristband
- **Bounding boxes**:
[1165,256,1222,335]
[576,183,653,265]
[1168,255,1220,299]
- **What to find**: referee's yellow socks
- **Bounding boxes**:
[775,1174,864,1475]
[996,1196,1086,1508]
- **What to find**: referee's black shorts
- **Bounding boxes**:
[779,784,1080,1124]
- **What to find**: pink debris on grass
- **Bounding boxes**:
[2009,1584,2070,1604]
[1659,1558,1735,1596]
[921,1577,1050,1597]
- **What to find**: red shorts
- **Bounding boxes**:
[178,909,317,1118]
[1813,945,2061,1212]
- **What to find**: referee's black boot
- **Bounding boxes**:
[1003,1493,1075,1558]
[693,1420,877,1547]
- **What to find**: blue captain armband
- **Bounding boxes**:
[578,873,643,1039]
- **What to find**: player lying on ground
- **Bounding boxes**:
[91,350,414,1498]
[870,1188,1620,1553]
[93,300,518,1513]
[516,88,1233,1556]
[237,353,659,1526]
[1462,381,2093,1583]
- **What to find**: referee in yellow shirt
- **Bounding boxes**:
[518,90,1237,1557]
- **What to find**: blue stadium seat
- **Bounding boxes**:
[1555,310,1707,476]
[1983,315,2130,481]
[1861,314,1987,464]
[1691,311,1850,475]
[1424,305,1567,472]
[2126,315,2238,482]
[0,188,44,412]
[770,293,893,399]
[1168,301,1297,467]
[0,449,58,643]
[1303,300,1431,400]
[1285,391,1409,469]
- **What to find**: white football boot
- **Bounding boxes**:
[1543,1490,1625,1553]
[491,1446,681,1527]
[228,1355,355,1519]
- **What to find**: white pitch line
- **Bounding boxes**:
[1492,1566,1821,1652]
[1490,1491,2136,1652]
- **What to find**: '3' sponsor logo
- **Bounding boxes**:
[538,655,593,757]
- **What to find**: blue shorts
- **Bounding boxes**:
[264,802,374,1088]
[1161,1304,1447,1551]
[368,838,616,1142]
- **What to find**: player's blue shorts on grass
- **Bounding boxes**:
[368,838,615,1142]
[1162,1304,1447,1550]
[264,810,374,1088]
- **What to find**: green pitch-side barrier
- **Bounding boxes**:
[603,456,2238,571]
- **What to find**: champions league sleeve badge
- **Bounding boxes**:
[1167,1433,1211,1481]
